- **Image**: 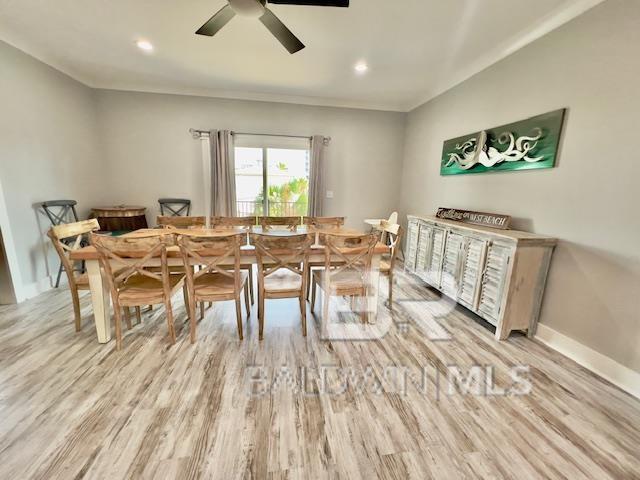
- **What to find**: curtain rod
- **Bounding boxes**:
[189,128,330,144]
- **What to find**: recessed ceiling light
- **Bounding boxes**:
[354,62,369,74]
[136,40,154,52]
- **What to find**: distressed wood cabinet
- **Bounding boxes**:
[405,215,556,340]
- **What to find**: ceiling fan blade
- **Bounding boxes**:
[196,4,236,36]
[259,8,305,54]
[267,0,349,6]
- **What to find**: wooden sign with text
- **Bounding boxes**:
[436,208,512,230]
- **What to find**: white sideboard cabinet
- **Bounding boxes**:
[405,215,557,340]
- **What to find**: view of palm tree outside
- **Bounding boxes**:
[235,147,310,217]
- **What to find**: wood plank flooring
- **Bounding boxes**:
[0,267,639,479]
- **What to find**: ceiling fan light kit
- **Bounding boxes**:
[196,0,349,54]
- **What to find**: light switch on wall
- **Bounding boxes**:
[326,190,334,199]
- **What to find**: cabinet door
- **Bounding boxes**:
[477,242,512,325]
[404,219,420,272]
[458,238,488,310]
[414,223,432,279]
[440,232,465,298]
[425,227,446,287]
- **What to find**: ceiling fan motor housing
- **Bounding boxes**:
[228,0,266,17]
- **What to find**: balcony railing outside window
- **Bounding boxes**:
[236,200,308,217]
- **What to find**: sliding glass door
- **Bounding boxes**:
[234,136,310,217]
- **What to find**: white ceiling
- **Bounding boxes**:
[0,0,603,111]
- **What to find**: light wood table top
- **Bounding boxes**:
[71,227,389,261]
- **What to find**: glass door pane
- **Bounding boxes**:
[266,148,310,217]
[234,147,264,216]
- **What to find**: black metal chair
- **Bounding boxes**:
[158,198,191,217]
[41,200,82,288]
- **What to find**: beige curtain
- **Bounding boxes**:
[210,130,237,216]
[308,135,326,216]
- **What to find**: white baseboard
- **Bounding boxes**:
[535,324,640,399]
[19,275,55,301]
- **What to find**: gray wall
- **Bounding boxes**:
[399,0,640,372]
[94,89,406,229]
[0,40,104,293]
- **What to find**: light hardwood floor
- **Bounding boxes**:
[0,267,639,479]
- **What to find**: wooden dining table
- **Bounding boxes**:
[70,226,390,344]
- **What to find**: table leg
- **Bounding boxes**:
[368,253,381,325]
[86,259,111,343]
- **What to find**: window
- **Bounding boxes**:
[234,135,310,217]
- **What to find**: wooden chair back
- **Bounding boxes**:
[158,198,191,216]
[48,219,100,284]
[212,216,257,230]
[260,216,300,231]
[251,233,314,283]
[381,221,403,271]
[303,216,345,230]
[177,233,244,295]
[157,216,206,229]
[91,233,174,294]
[321,232,379,286]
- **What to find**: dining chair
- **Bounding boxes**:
[158,198,191,217]
[251,233,315,340]
[47,219,100,331]
[303,216,345,229]
[157,216,206,229]
[91,232,184,350]
[177,233,250,342]
[210,216,257,304]
[41,200,82,288]
[378,221,403,308]
[302,217,346,300]
[311,232,379,324]
[260,216,301,231]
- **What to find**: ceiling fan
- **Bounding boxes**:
[195,0,350,54]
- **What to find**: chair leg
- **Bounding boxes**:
[165,298,176,345]
[248,267,255,304]
[258,291,265,341]
[135,306,142,324]
[123,307,132,330]
[299,294,307,337]
[310,277,317,312]
[244,284,251,316]
[235,296,244,340]
[188,295,197,344]
[113,302,123,350]
[182,285,190,319]
[199,302,205,320]
[306,268,312,300]
[70,288,82,332]
[388,272,393,309]
[55,261,64,288]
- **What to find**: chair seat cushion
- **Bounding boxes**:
[264,270,303,293]
[193,271,248,297]
[119,273,184,304]
[313,269,367,294]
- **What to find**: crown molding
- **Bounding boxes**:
[93,82,407,113]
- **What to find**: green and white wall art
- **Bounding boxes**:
[440,109,566,175]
